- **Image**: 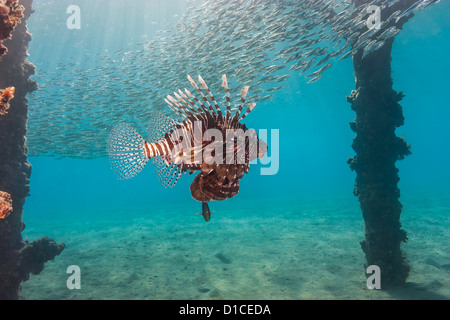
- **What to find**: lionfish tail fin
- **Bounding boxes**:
[107,123,149,180]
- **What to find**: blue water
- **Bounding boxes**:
[19,1,450,300]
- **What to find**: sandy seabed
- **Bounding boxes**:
[20,195,449,300]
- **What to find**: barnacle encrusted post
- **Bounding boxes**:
[0,0,64,300]
[348,0,416,288]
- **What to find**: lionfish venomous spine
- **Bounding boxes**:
[107,75,267,221]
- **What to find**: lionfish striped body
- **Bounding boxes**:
[107,75,267,221]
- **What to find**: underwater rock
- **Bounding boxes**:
[0,190,12,219]
[0,0,63,300]
[19,237,65,276]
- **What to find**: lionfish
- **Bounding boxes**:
[107,75,267,221]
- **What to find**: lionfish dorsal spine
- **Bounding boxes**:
[198,75,223,118]
[176,89,203,120]
[168,93,195,119]
[164,97,186,120]
[221,74,232,119]
[238,103,256,122]
[184,87,209,115]
[179,89,203,119]
[233,86,250,122]
[187,75,215,115]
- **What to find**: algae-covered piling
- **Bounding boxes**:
[0,0,64,300]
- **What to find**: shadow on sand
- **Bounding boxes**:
[387,282,449,300]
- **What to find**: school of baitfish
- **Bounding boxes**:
[26,0,440,158]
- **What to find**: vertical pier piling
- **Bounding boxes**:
[0,0,64,300]
[348,0,416,287]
